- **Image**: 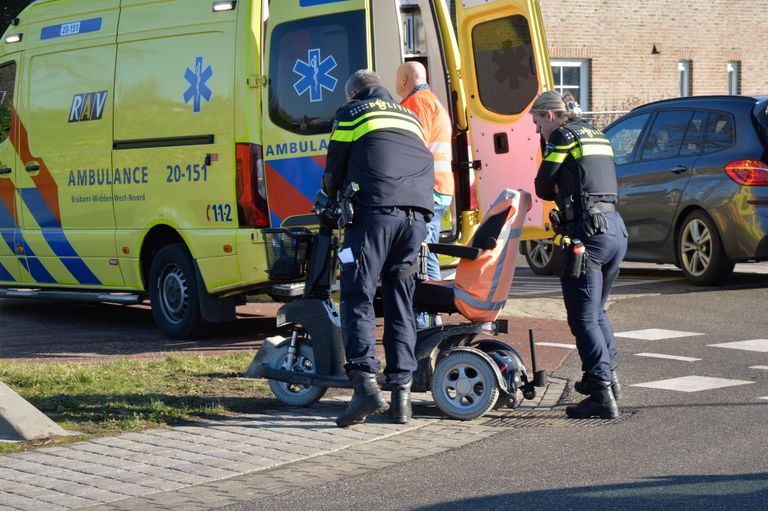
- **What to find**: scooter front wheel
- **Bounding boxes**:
[268,343,327,407]
[431,350,499,420]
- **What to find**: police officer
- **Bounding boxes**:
[322,70,434,427]
[532,91,628,419]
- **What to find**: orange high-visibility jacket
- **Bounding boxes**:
[401,88,454,197]
[453,189,531,322]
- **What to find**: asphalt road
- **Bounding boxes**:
[221,264,768,511]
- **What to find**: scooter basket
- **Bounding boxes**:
[262,228,314,282]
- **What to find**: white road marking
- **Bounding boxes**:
[631,375,755,393]
[749,366,768,371]
[615,329,704,340]
[634,352,701,362]
[708,339,768,353]
[759,397,768,401]
[536,342,576,349]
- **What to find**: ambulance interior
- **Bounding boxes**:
[375,0,460,240]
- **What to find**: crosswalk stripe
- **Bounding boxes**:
[634,352,701,362]
[749,366,768,371]
[615,329,703,340]
[631,375,755,392]
[708,339,768,352]
[536,342,576,349]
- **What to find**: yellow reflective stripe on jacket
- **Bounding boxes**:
[544,150,568,163]
[332,111,425,143]
[553,141,578,151]
[570,143,614,159]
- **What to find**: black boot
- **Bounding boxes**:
[566,379,619,419]
[575,371,622,401]
[389,380,412,424]
[336,370,388,428]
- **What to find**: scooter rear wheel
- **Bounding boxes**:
[268,343,327,407]
[431,350,499,420]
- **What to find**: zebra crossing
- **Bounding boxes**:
[616,329,768,400]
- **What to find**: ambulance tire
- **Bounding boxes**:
[149,243,203,339]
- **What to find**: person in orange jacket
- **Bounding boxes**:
[396,61,454,328]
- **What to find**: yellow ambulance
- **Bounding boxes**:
[0,0,553,338]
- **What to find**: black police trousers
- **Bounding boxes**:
[340,206,427,385]
[561,211,628,382]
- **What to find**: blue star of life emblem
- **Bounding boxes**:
[183,56,213,113]
[293,48,338,103]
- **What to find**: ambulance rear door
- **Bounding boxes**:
[454,0,553,235]
[261,0,369,227]
[15,0,122,288]
[0,57,22,283]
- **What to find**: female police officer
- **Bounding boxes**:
[531,91,628,419]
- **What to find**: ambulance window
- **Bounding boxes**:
[471,15,538,115]
[269,11,367,135]
[0,62,15,143]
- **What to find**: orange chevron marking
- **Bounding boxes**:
[11,109,61,225]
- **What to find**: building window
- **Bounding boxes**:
[727,61,741,95]
[551,59,589,111]
[678,60,692,97]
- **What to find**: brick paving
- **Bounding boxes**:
[0,378,566,511]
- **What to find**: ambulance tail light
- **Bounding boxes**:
[236,143,269,228]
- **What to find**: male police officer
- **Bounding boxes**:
[323,70,434,427]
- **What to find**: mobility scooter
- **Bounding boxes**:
[249,188,546,420]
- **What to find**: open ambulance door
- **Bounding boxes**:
[261,0,369,227]
[454,0,554,238]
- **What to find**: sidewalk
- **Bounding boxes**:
[1,296,575,511]
[0,377,566,511]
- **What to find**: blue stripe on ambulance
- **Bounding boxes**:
[300,0,349,6]
[267,156,324,207]
[19,188,102,285]
[0,200,18,254]
[40,18,102,40]
[0,262,14,281]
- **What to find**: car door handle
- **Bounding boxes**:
[671,165,688,174]
[0,166,11,175]
[25,163,40,172]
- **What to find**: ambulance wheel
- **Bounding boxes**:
[431,351,499,420]
[268,343,327,407]
[522,239,555,275]
[149,243,203,339]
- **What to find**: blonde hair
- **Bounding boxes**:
[531,90,578,120]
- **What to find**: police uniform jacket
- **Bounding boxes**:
[322,86,435,214]
[534,119,618,214]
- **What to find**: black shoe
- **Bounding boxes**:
[575,371,621,401]
[566,379,619,419]
[336,370,388,428]
[389,380,412,424]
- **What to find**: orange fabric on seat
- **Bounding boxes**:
[453,189,531,322]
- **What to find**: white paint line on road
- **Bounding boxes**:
[758,397,768,401]
[634,352,701,362]
[749,366,768,371]
[536,342,576,349]
[631,375,755,393]
[708,339,768,353]
[615,329,704,340]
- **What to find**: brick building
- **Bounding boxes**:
[540,0,768,122]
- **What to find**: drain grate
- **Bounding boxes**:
[483,408,635,428]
